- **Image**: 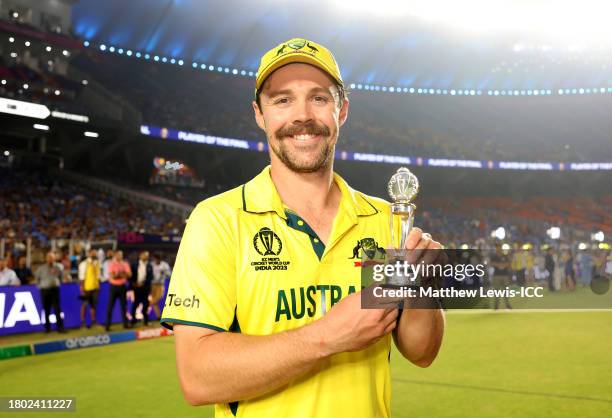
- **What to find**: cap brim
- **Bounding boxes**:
[255,52,342,93]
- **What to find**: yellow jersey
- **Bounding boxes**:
[83,261,100,291]
[162,165,396,418]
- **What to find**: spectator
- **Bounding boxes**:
[101,249,114,282]
[13,256,33,285]
[105,250,132,331]
[490,245,512,310]
[34,251,66,333]
[129,250,153,327]
[0,258,20,286]
[563,250,576,291]
[150,253,171,320]
[578,249,593,288]
[545,248,556,291]
[78,248,101,328]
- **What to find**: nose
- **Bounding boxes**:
[292,97,314,124]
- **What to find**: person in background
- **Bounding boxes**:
[545,247,556,291]
[511,246,526,286]
[490,245,512,310]
[605,251,612,278]
[578,248,593,288]
[563,249,576,291]
[150,253,172,320]
[14,256,33,285]
[78,248,101,328]
[101,249,115,283]
[34,251,66,333]
[130,250,153,327]
[105,250,132,331]
[0,258,20,286]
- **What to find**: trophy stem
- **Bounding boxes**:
[390,203,415,251]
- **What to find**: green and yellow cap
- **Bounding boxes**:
[255,38,344,98]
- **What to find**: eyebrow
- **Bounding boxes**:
[266,86,332,99]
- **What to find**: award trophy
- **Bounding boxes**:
[387,167,420,287]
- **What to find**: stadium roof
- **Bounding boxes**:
[72,0,612,92]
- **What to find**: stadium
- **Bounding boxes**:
[0,0,611,417]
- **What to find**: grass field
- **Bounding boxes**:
[1,311,611,418]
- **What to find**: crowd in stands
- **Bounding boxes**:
[0,168,185,265]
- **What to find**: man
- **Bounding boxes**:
[34,251,66,333]
[150,253,171,320]
[545,247,556,291]
[105,250,131,331]
[161,38,444,417]
[130,251,153,326]
[0,258,20,286]
[14,256,33,285]
[78,248,101,328]
[101,249,114,283]
[490,245,512,310]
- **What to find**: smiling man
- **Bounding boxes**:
[161,37,445,418]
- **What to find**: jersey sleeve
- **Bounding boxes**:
[161,202,236,332]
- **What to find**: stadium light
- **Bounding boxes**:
[547,227,561,240]
[9,36,14,43]
[1,80,6,85]
[593,231,605,242]
[54,90,61,96]
[333,0,612,47]
[45,46,52,52]
[493,227,506,240]
[24,41,30,47]
[23,83,28,89]
[84,131,99,138]
[63,50,70,57]
[33,124,49,131]
[83,41,90,47]
[578,242,588,250]
[100,44,106,51]
[3,150,10,156]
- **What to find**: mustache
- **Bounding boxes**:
[275,122,330,139]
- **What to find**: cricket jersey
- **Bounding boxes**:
[161,165,397,418]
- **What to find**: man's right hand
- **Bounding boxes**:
[314,290,399,357]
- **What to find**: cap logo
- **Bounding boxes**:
[276,39,320,56]
[287,39,307,50]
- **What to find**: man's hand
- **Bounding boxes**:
[393,227,445,367]
[404,227,443,263]
[314,290,398,356]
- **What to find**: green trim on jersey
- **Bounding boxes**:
[160,318,226,332]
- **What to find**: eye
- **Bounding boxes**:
[274,97,290,105]
[313,96,329,103]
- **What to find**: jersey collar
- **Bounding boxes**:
[241,165,379,221]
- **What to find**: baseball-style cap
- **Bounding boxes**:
[255,38,344,98]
